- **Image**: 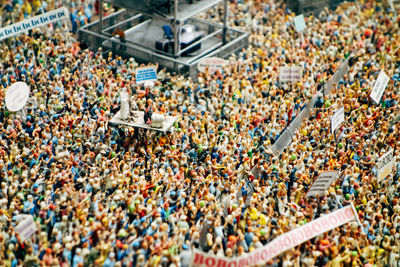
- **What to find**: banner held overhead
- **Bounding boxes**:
[190,205,359,267]
[0,7,69,41]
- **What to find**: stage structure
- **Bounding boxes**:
[78,0,248,78]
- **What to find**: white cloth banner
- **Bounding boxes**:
[306,171,339,198]
[15,215,37,241]
[0,8,69,41]
[331,106,344,134]
[279,66,303,82]
[370,71,390,104]
[190,205,358,267]
[377,149,393,182]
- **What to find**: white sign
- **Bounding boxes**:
[294,14,306,33]
[331,106,345,134]
[5,82,30,112]
[0,8,68,41]
[370,71,390,104]
[135,66,157,84]
[15,215,37,241]
[377,149,393,182]
[190,205,358,267]
[279,66,303,82]
[306,171,340,198]
[197,57,228,74]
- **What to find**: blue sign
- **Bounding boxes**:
[135,66,157,84]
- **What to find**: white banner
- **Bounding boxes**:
[370,71,390,104]
[15,215,37,241]
[0,8,69,41]
[331,106,344,134]
[135,66,157,84]
[197,57,228,74]
[190,205,358,267]
[279,66,303,82]
[377,149,393,182]
[306,171,339,198]
[294,14,306,33]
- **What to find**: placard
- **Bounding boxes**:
[190,205,358,267]
[0,8,68,41]
[306,171,340,198]
[294,14,306,33]
[197,57,228,74]
[5,82,30,112]
[331,107,344,134]
[370,71,390,104]
[279,66,303,82]
[15,215,37,241]
[135,66,158,84]
[377,149,393,182]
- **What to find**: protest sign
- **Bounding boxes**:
[370,71,390,104]
[15,215,37,241]
[5,82,30,112]
[377,149,393,182]
[190,205,358,267]
[331,106,344,134]
[135,66,158,84]
[279,66,302,82]
[0,8,68,41]
[306,171,340,198]
[197,57,228,74]
[294,14,306,33]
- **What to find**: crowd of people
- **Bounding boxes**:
[0,0,400,266]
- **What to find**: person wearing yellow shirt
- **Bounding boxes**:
[21,2,32,18]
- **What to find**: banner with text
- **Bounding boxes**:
[15,215,37,241]
[331,107,344,134]
[0,8,69,41]
[306,171,339,198]
[377,149,393,182]
[190,205,358,267]
[370,71,390,104]
[135,66,158,84]
[279,66,302,82]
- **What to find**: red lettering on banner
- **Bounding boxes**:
[330,213,339,224]
[311,221,322,233]
[260,248,267,261]
[276,238,285,251]
[247,255,254,266]
[216,259,227,267]
[253,251,260,264]
[238,258,247,267]
[193,253,204,265]
[291,232,299,245]
[319,216,331,229]
[227,262,237,267]
[295,229,305,242]
[205,257,216,267]
[270,244,278,256]
[302,225,313,239]
[344,207,354,219]
[283,236,292,247]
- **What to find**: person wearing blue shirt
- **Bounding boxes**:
[103,252,116,267]
[72,248,84,267]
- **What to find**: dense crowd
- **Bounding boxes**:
[0,0,400,266]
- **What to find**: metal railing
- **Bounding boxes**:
[78,10,249,78]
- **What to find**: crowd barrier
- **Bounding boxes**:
[271,55,352,155]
